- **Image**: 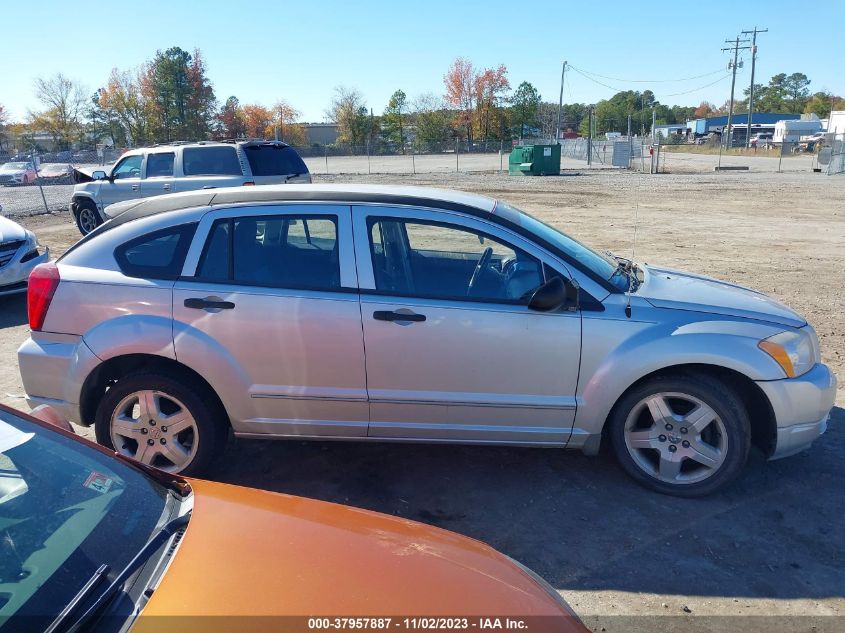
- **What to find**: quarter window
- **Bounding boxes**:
[196,215,340,290]
[182,147,241,176]
[115,223,196,279]
[368,218,543,303]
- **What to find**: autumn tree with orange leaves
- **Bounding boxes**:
[444,58,510,143]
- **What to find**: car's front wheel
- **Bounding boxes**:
[74,199,102,235]
[95,371,228,476]
[609,373,750,497]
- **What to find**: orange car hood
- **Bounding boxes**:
[136,479,577,624]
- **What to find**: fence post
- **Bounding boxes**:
[324,145,329,174]
[366,141,371,175]
[456,138,459,172]
[500,139,504,171]
[411,146,416,175]
[31,152,50,215]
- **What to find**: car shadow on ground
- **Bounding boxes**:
[0,295,27,328]
[208,405,845,601]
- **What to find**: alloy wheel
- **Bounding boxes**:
[623,391,727,485]
[79,208,98,234]
[110,389,199,473]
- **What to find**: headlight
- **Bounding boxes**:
[758,329,817,378]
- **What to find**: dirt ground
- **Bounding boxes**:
[1,169,843,631]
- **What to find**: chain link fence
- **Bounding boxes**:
[823,133,845,175]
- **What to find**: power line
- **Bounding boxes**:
[567,64,726,84]
[569,64,733,99]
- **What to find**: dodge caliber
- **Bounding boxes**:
[17,185,837,496]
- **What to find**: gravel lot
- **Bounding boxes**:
[1,169,843,632]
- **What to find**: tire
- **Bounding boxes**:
[75,199,102,235]
[95,371,228,477]
[608,373,750,497]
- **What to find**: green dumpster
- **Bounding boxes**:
[508,144,561,176]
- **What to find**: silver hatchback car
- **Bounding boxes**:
[18,185,837,496]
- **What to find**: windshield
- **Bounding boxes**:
[0,409,169,630]
[496,201,630,291]
[1,163,28,171]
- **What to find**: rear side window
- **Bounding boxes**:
[182,147,241,176]
[115,223,196,280]
[243,145,308,176]
[195,215,339,290]
[146,152,175,177]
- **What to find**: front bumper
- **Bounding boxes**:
[756,363,838,459]
[0,246,49,296]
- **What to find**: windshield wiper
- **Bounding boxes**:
[45,564,111,633]
[58,512,191,633]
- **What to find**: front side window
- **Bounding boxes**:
[145,152,175,178]
[115,223,196,280]
[368,218,543,303]
[196,215,340,290]
[112,155,142,180]
[182,147,241,176]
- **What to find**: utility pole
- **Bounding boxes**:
[742,27,767,148]
[556,61,567,144]
[722,35,751,150]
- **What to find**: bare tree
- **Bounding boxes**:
[326,86,370,147]
[30,73,89,149]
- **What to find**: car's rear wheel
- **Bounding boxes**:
[95,371,227,476]
[608,373,750,497]
[75,199,101,235]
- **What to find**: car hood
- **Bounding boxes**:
[639,264,806,328]
[137,480,578,623]
[0,215,27,243]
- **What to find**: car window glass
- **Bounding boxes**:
[369,218,543,303]
[243,145,308,176]
[196,215,340,290]
[182,147,241,176]
[112,155,142,180]
[115,223,196,280]
[145,152,175,178]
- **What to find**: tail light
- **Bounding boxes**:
[243,181,255,186]
[28,263,60,331]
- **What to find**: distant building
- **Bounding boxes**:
[304,123,339,146]
[773,118,822,143]
[828,111,845,135]
[685,113,801,138]
[653,123,686,139]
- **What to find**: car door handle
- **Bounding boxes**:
[373,310,426,322]
[162,183,171,190]
[131,184,139,191]
[184,297,235,310]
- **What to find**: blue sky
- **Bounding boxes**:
[3,0,843,122]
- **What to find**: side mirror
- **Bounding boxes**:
[527,277,579,312]
[92,170,107,181]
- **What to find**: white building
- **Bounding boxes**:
[828,111,845,135]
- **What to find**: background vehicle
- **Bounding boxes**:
[36,162,74,184]
[17,185,837,497]
[750,133,773,148]
[71,140,311,235]
[0,403,584,632]
[0,161,37,185]
[0,205,49,296]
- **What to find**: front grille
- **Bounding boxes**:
[0,240,24,268]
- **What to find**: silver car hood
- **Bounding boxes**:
[0,215,27,243]
[639,265,806,328]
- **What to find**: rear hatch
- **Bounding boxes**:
[242,143,310,185]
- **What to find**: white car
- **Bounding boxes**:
[0,161,38,186]
[0,206,50,296]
